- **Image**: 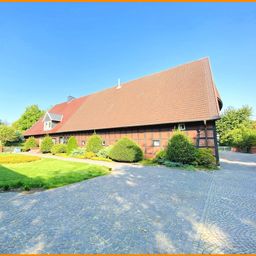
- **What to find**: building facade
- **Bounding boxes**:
[24,58,223,162]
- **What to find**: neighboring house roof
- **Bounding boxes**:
[24,57,222,136]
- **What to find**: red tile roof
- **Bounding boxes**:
[24,57,222,136]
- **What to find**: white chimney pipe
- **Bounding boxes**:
[116,78,121,89]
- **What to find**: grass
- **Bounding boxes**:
[0,156,110,191]
[138,159,158,166]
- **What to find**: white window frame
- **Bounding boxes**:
[178,123,186,131]
[152,140,160,147]
[44,121,52,131]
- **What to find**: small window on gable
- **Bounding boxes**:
[152,140,160,147]
[178,123,186,131]
[44,121,52,131]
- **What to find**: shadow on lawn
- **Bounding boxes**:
[0,164,34,190]
[0,164,109,191]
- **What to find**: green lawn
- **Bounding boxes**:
[0,157,110,191]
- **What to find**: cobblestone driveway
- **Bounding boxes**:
[0,152,255,253]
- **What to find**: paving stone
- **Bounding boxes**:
[0,152,255,253]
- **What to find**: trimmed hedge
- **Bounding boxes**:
[51,144,67,155]
[195,148,216,168]
[23,137,37,151]
[109,137,143,162]
[86,134,103,153]
[167,131,196,164]
[40,136,54,153]
[67,136,78,155]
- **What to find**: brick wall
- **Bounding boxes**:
[33,120,218,159]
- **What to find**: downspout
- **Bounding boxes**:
[213,121,220,165]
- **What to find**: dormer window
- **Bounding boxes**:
[43,112,63,131]
[44,121,52,131]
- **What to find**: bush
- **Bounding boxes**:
[23,137,38,151]
[84,151,96,159]
[86,134,103,153]
[195,148,216,168]
[228,127,256,152]
[51,144,67,155]
[70,147,86,157]
[109,137,143,162]
[67,136,78,155]
[154,149,167,163]
[167,131,196,164]
[40,136,54,153]
[0,154,41,164]
[96,145,113,158]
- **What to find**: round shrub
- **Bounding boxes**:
[195,148,216,168]
[51,144,67,155]
[154,149,167,163]
[23,137,38,151]
[96,145,113,158]
[86,134,103,153]
[40,136,54,153]
[67,136,78,155]
[167,131,196,164]
[109,137,143,162]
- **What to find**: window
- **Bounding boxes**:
[44,121,52,131]
[178,123,186,131]
[60,136,69,144]
[82,140,85,146]
[63,137,69,144]
[102,140,106,146]
[152,140,160,147]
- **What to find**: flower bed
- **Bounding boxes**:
[0,154,41,164]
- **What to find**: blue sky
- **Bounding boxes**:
[0,3,256,123]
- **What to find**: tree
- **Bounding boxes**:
[67,136,78,155]
[23,137,38,151]
[227,127,256,152]
[216,106,253,145]
[13,105,44,132]
[0,125,18,145]
[86,133,103,153]
[40,136,54,153]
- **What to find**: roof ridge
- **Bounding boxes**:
[49,57,210,107]
[109,57,210,89]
